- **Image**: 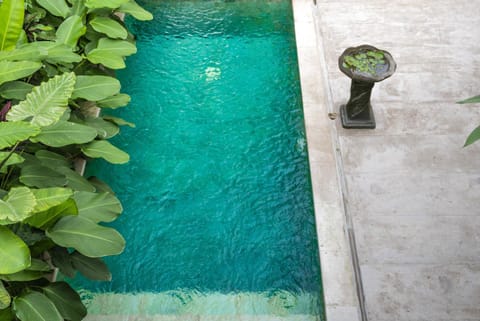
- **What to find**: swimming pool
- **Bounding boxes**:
[81,0,324,319]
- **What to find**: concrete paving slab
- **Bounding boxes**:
[353,215,480,265]
[339,135,480,173]
[345,172,479,217]
[361,264,480,321]
[312,0,480,320]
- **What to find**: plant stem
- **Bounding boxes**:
[73,59,87,72]
[0,142,21,190]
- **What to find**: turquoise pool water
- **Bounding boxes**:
[82,0,324,319]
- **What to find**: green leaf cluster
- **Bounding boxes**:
[0,0,151,320]
[342,50,386,75]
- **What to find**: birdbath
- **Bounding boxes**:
[338,45,396,129]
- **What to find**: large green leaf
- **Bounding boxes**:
[0,42,80,64]
[29,258,51,272]
[71,0,86,16]
[20,165,67,188]
[1,259,50,281]
[0,81,33,100]
[458,95,480,104]
[82,117,119,139]
[0,41,80,65]
[0,152,24,173]
[0,281,10,309]
[25,199,77,229]
[56,167,96,192]
[72,75,120,101]
[86,38,136,69]
[81,140,129,164]
[0,270,45,281]
[0,121,40,149]
[50,247,75,278]
[56,15,86,48]
[0,61,42,86]
[0,0,25,51]
[0,43,44,62]
[46,215,125,257]
[0,226,30,274]
[70,252,111,280]
[89,17,127,39]
[464,125,480,147]
[33,151,95,191]
[0,201,16,225]
[4,187,35,212]
[12,153,38,169]
[36,0,70,18]
[7,72,76,127]
[13,292,63,321]
[118,0,153,21]
[43,43,82,64]
[0,41,82,64]
[97,93,130,108]
[2,187,36,221]
[42,282,87,321]
[73,191,122,223]
[35,150,70,168]
[85,0,129,9]
[103,115,135,127]
[31,188,73,212]
[30,121,97,147]
[88,176,114,194]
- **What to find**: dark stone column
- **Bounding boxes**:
[346,80,374,118]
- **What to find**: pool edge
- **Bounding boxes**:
[291,1,362,321]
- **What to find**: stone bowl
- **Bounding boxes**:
[338,44,396,83]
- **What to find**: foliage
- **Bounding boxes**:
[458,95,480,147]
[0,0,152,320]
[458,95,480,105]
[342,50,386,75]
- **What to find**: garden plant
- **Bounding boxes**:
[458,95,480,146]
[0,0,151,320]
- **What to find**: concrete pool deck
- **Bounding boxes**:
[293,0,480,320]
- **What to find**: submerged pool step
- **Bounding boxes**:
[81,291,322,320]
[85,315,319,321]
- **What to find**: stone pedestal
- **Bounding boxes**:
[338,45,396,129]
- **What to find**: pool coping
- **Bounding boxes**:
[291,1,362,320]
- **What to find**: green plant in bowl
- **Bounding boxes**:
[342,50,386,75]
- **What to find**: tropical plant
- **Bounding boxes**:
[458,95,480,147]
[0,0,151,320]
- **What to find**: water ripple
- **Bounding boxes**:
[81,0,323,317]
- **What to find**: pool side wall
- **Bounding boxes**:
[291,0,361,320]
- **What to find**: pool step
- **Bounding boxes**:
[81,291,322,320]
[85,314,320,321]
